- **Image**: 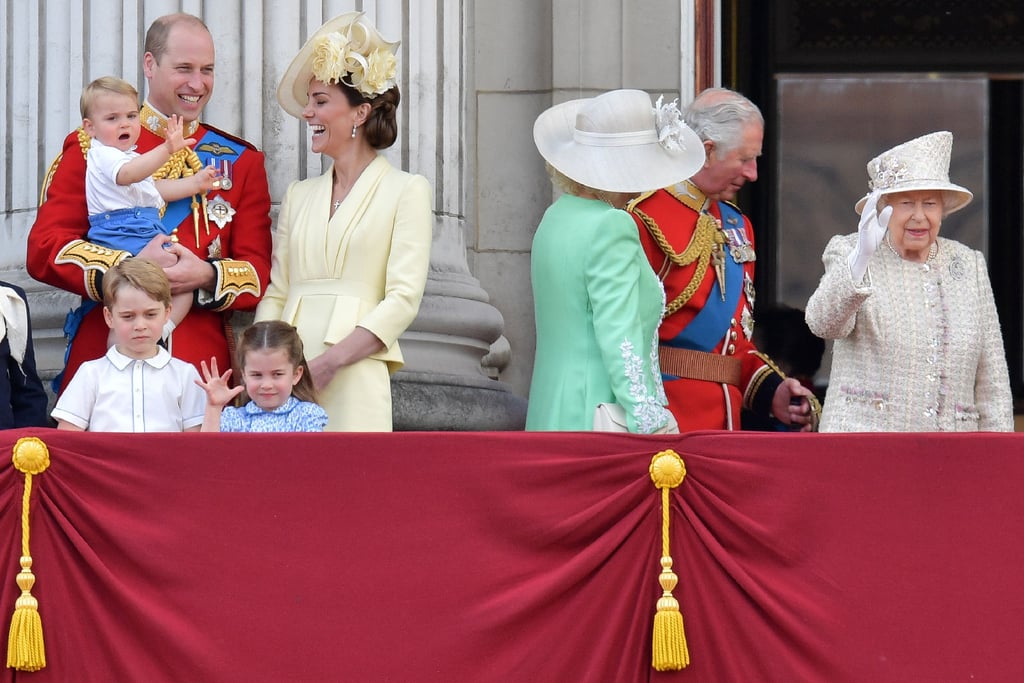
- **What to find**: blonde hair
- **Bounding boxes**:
[103,258,172,309]
[544,162,633,208]
[236,321,319,405]
[81,76,138,119]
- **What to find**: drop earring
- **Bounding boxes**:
[351,124,357,139]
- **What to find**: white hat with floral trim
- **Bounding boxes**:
[533,90,705,194]
[854,131,973,215]
[277,12,400,118]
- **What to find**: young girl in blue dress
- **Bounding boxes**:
[197,320,328,432]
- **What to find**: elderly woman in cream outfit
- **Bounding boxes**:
[806,131,1012,432]
[256,13,432,431]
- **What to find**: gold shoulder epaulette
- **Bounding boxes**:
[666,181,706,214]
[626,189,659,212]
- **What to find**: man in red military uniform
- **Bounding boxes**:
[628,87,818,431]
[28,13,271,393]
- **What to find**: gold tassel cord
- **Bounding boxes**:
[649,449,689,671]
[6,437,50,672]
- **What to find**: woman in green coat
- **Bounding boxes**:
[526,89,704,433]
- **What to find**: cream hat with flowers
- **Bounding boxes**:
[854,131,973,215]
[277,12,400,118]
[533,89,705,194]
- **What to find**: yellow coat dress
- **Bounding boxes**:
[255,155,432,431]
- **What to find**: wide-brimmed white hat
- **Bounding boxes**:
[277,12,400,118]
[533,89,705,194]
[854,131,973,215]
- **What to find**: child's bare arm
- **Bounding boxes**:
[169,291,193,328]
[114,114,197,186]
[154,164,220,202]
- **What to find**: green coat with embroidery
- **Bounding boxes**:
[526,194,672,433]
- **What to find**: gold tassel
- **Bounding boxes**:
[649,449,689,671]
[6,437,50,672]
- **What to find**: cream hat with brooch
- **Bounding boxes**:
[854,131,973,215]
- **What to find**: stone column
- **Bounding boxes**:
[387,2,527,430]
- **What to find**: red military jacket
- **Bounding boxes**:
[28,105,272,392]
[629,181,783,430]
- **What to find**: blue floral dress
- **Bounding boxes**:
[221,396,328,432]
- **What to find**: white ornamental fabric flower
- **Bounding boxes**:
[653,96,688,152]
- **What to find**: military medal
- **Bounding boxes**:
[217,160,234,190]
[723,227,757,263]
[744,272,756,309]
[206,196,236,229]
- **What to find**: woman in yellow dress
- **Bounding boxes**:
[257,13,432,431]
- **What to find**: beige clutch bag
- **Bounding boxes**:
[593,403,678,434]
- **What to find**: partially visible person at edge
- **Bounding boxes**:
[526,89,705,433]
[627,87,817,432]
[196,320,328,433]
[28,13,272,394]
[255,13,432,432]
[806,131,1013,432]
[0,283,48,428]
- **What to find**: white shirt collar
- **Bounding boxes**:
[105,344,172,371]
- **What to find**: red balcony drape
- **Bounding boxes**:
[0,429,1021,682]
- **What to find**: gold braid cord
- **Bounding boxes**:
[649,449,690,671]
[152,148,207,244]
[7,437,51,672]
[634,208,719,316]
[209,259,262,311]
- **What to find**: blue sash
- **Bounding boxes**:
[161,128,243,230]
[667,201,744,354]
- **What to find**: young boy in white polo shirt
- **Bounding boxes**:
[52,258,207,432]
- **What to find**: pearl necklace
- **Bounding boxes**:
[885,234,937,262]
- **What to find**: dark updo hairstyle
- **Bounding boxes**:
[336,80,401,150]
[236,320,319,405]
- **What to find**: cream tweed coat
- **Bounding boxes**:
[806,234,1013,432]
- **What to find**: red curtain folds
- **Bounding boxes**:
[0,428,1022,682]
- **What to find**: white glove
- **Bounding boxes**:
[848,190,892,283]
